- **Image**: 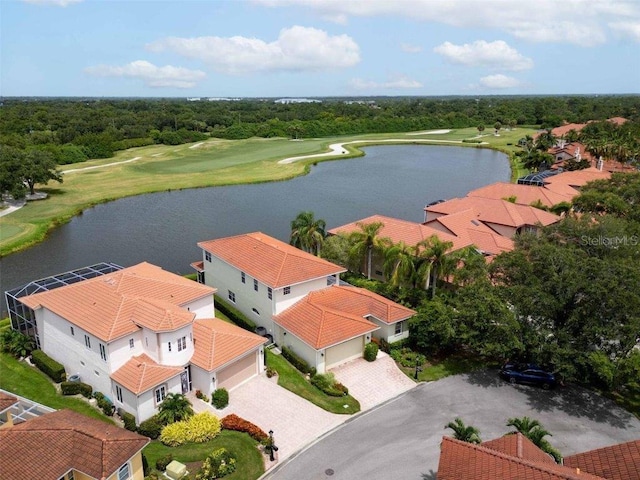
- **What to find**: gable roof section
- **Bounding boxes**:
[425,197,560,229]
[564,439,640,480]
[199,232,345,288]
[20,262,215,342]
[482,433,557,465]
[328,214,471,252]
[0,409,149,480]
[0,392,18,413]
[438,436,605,480]
[468,182,573,207]
[274,286,381,349]
[127,297,195,332]
[191,318,266,372]
[111,353,183,395]
[543,168,611,190]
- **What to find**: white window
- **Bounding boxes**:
[205,251,212,262]
[254,279,259,292]
[395,322,403,335]
[116,385,123,402]
[168,341,172,352]
[99,343,107,361]
[252,308,260,316]
[283,286,291,295]
[118,463,130,480]
[177,336,186,351]
[70,326,74,336]
[228,290,236,303]
[241,272,246,283]
[129,338,134,349]
[84,335,91,349]
[155,385,166,404]
[268,287,272,300]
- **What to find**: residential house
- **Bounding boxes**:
[0,409,149,480]
[438,433,640,480]
[468,182,573,208]
[273,285,415,372]
[15,262,266,423]
[548,141,593,169]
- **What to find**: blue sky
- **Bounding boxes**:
[2,0,639,97]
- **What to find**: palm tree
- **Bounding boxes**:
[383,241,416,286]
[347,221,388,279]
[445,417,482,444]
[157,393,194,424]
[506,416,544,437]
[415,236,455,298]
[290,211,326,256]
[506,416,562,463]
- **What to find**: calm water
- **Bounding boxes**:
[0,145,509,302]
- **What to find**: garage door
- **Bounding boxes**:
[217,352,257,390]
[326,336,364,370]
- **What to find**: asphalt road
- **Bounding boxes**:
[266,369,640,480]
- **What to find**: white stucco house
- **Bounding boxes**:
[17,262,266,424]
[195,232,415,373]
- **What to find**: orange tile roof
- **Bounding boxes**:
[127,297,195,332]
[543,168,611,190]
[191,261,204,272]
[468,182,573,207]
[111,353,183,394]
[20,262,216,342]
[564,439,640,480]
[482,433,557,465]
[548,142,593,162]
[274,286,381,349]
[191,318,266,371]
[0,392,18,412]
[550,123,587,138]
[198,232,345,288]
[0,409,148,480]
[425,197,560,229]
[607,117,628,126]
[328,214,472,252]
[438,436,605,480]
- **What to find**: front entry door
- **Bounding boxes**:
[180,370,189,393]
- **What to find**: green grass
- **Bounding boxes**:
[0,128,536,256]
[397,354,489,382]
[266,350,360,414]
[0,352,113,423]
[143,430,264,480]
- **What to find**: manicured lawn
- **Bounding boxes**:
[143,430,264,480]
[0,352,113,423]
[266,349,360,414]
[397,353,489,382]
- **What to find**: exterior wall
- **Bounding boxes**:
[157,326,193,367]
[276,326,320,372]
[112,379,139,421]
[424,211,447,223]
[103,452,145,480]
[371,319,409,343]
[141,327,160,363]
[190,364,216,397]
[36,308,112,395]
[272,277,333,315]
[484,222,516,238]
[136,374,183,423]
[184,295,215,319]
[109,333,143,372]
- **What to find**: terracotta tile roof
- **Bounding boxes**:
[111,354,182,394]
[564,439,640,480]
[607,117,628,125]
[543,168,611,190]
[191,318,266,372]
[427,209,515,255]
[547,123,587,138]
[425,197,560,230]
[0,392,18,412]
[198,232,345,288]
[468,182,573,207]
[548,142,593,162]
[328,214,472,252]
[482,433,557,465]
[0,409,148,480]
[438,436,605,480]
[127,297,195,332]
[20,262,215,342]
[191,261,204,272]
[274,286,380,349]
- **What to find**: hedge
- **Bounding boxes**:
[221,414,268,442]
[160,412,222,447]
[31,350,66,383]
[93,392,115,416]
[281,346,315,376]
[214,296,257,332]
[138,415,163,439]
[120,410,137,432]
[60,381,93,398]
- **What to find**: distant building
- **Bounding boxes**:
[274,98,322,104]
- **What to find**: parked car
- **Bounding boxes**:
[499,363,557,390]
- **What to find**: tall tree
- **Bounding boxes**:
[383,241,417,287]
[445,417,482,444]
[289,211,326,255]
[415,236,455,298]
[347,221,388,279]
[22,149,63,195]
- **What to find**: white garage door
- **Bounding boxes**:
[326,336,364,370]
[217,352,257,390]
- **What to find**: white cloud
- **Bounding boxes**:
[84,61,206,88]
[401,43,422,53]
[434,40,533,71]
[609,21,640,41]
[22,0,82,6]
[254,0,640,46]
[147,26,360,75]
[350,75,423,91]
[479,74,522,89]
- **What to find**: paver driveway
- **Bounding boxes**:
[266,369,640,480]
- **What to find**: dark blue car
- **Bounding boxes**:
[499,363,557,390]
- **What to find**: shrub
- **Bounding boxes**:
[281,346,313,375]
[212,388,229,409]
[364,342,379,362]
[142,453,150,476]
[31,349,66,383]
[160,412,222,447]
[266,367,277,378]
[221,414,268,442]
[310,372,347,397]
[195,389,210,403]
[60,381,92,398]
[120,411,137,432]
[196,448,236,480]
[138,415,163,439]
[92,392,115,416]
[0,329,35,358]
[155,453,174,471]
[214,296,257,332]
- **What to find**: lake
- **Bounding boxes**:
[0,144,509,303]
